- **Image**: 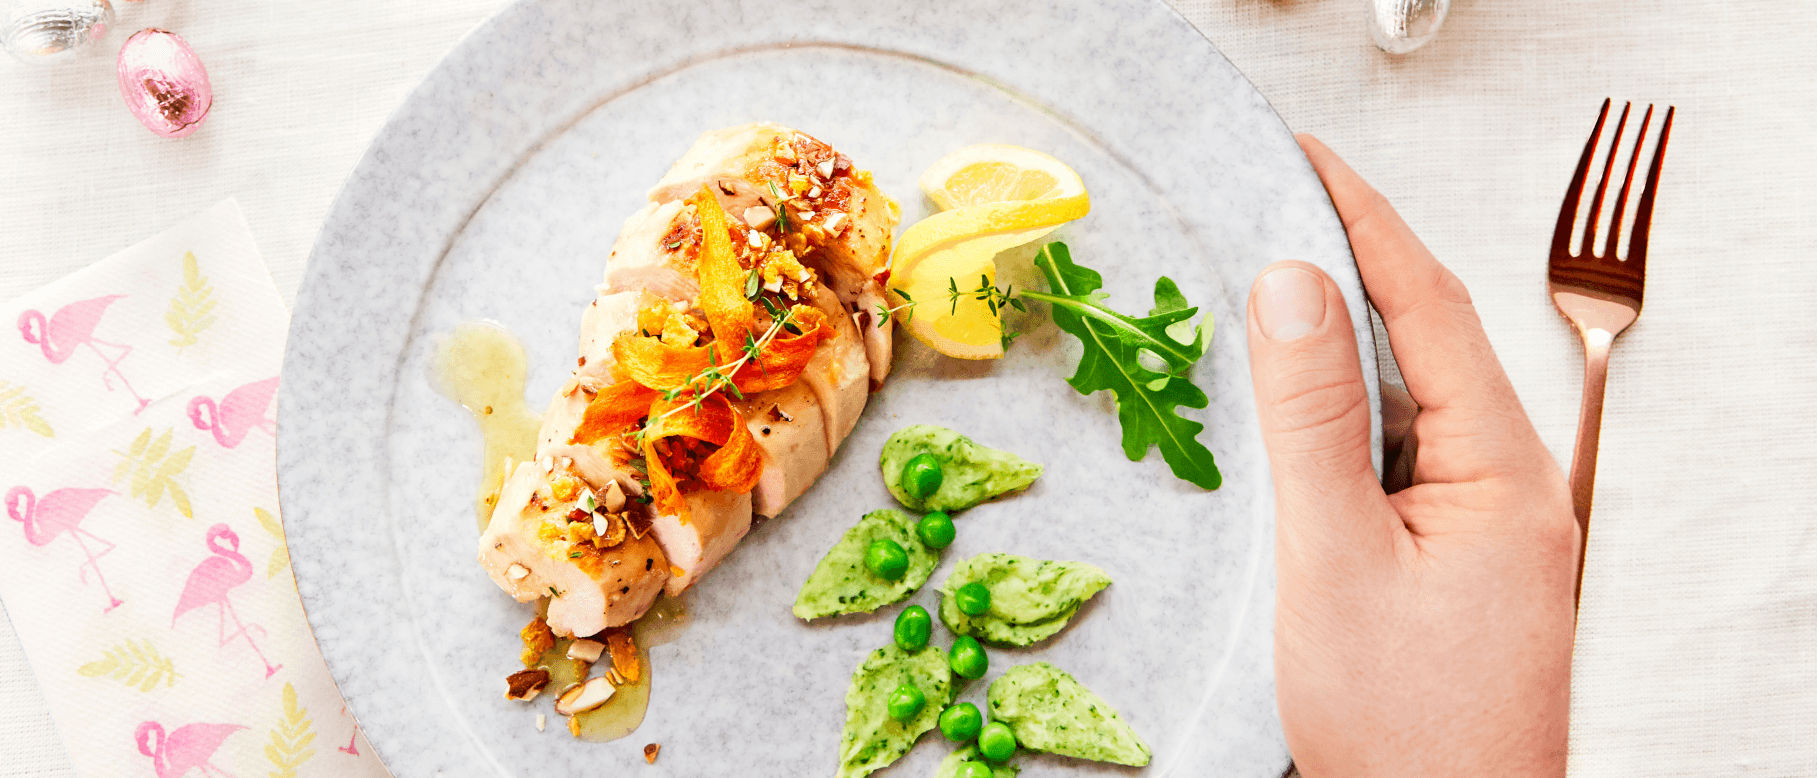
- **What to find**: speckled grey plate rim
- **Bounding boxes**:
[277,1,1378,775]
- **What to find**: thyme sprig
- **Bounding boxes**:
[633,305,805,443]
[875,275,1023,327]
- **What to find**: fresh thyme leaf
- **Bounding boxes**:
[767,182,790,232]
[759,295,785,320]
[1024,242,1220,489]
[745,267,762,299]
[896,288,914,302]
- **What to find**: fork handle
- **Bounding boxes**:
[1569,328,1614,609]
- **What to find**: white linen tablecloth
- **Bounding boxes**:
[3,0,1812,774]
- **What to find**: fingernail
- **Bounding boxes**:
[1254,266,1325,341]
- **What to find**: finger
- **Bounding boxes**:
[1247,260,1399,563]
[1295,134,1522,418]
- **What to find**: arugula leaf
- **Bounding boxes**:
[1021,242,1220,489]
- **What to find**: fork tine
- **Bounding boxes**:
[1553,99,1611,258]
[1601,104,1654,261]
[1625,105,1675,282]
[1580,101,1632,258]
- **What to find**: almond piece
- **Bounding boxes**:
[644,743,661,764]
[506,563,530,581]
[554,676,615,716]
[744,205,777,231]
[567,638,606,663]
[602,480,627,512]
[505,668,551,701]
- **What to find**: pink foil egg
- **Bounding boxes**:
[116,28,211,138]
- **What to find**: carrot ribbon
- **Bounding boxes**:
[570,186,830,520]
[642,393,763,521]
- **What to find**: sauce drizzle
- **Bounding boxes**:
[434,320,687,744]
[430,321,542,531]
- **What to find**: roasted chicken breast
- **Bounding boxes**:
[479,123,898,636]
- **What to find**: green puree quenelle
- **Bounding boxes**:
[838,644,953,778]
[940,553,1112,646]
[795,510,939,619]
[988,663,1151,766]
[881,425,1043,513]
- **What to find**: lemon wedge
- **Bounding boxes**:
[890,145,1089,359]
[918,143,1088,210]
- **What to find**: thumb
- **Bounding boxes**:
[1246,261,1396,561]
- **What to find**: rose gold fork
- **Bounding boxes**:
[1549,99,1675,608]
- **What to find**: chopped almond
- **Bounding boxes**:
[505,668,550,701]
[602,480,627,512]
[555,676,616,716]
[644,743,661,764]
[567,638,605,663]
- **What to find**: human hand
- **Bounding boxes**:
[1248,135,1579,777]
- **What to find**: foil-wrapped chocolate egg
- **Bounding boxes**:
[0,0,115,64]
[1366,0,1450,54]
[117,28,212,138]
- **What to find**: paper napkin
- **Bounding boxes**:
[0,200,390,777]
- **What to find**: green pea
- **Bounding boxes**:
[955,581,992,615]
[886,682,925,723]
[864,538,909,580]
[894,605,932,652]
[977,721,1017,763]
[950,635,988,679]
[957,761,994,778]
[938,702,983,742]
[915,511,955,549]
[902,453,944,500]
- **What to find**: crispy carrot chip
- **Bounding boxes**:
[519,616,556,667]
[641,394,764,521]
[570,381,660,445]
[691,185,757,350]
[604,627,640,684]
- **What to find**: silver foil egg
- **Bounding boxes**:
[117,28,213,139]
[1367,0,1450,55]
[0,0,114,64]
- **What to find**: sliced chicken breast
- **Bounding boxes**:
[650,488,753,596]
[480,123,900,625]
[480,461,667,638]
[651,123,898,384]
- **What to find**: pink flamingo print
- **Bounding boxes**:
[336,705,361,755]
[187,377,278,449]
[16,295,150,413]
[173,524,282,678]
[135,720,244,777]
[5,486,122,612]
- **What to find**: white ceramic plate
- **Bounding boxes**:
[277,1,1378,775]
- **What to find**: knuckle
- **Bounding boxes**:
[1262,368,1370,459]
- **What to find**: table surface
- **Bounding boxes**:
[4,1,1813,775]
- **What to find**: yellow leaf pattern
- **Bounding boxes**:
[77,639,180,692]
[0,380,53,438]
[257,508,292,579]
[111,427,197,518]
[166,251,218,352]
[266,683,316,778]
